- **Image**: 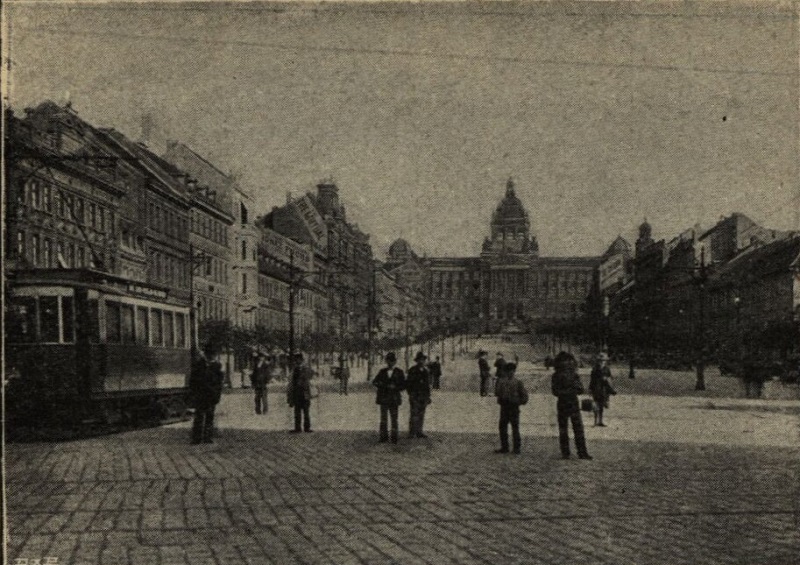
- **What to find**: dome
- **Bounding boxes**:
[389,238,410,255]
[492,178,529,226]
[388,238,417,262]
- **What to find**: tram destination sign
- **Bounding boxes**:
[126,283,168,300]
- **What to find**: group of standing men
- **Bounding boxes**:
[188,337,611,462]
[372,351,434,443]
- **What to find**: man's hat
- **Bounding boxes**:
[414,351,427,362]
[385,352,397,362]
[496,352,504,356]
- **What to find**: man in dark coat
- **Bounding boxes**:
[428,356,442,390]
[372,352,406,443]
[250,352,271,415]
[589,352,615,426]
[478,350,491,396]
[494,362,528,454]
[551,351,591,460]
[287,353,313,433]
[190,341,225,444]
[407,351,432,438]
[493,352,506,394]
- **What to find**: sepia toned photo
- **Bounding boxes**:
[2,1,799,564]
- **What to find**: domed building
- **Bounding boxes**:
[386,178,604,333]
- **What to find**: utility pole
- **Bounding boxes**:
[694,246,707,391]
[367,265,376,381]
[288,250,296,371]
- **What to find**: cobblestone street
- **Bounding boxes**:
[7,373,800,565]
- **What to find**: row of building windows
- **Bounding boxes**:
[191,210,229,246]
[200,257,229,285]
[257,275,288,302]
[17,230,111,270]
[150,251,189,289]
[197,295,229,322]
[148,201,188,241]
[22,179,113,235]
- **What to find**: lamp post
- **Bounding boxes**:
[602,296,610,352]
[628,291,636,379]
[694,247,708,391]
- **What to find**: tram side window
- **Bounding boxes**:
[106,301,121,343]
[136,307,149,344]
[7,297,37,342]
[86,300,100,343]
[121,304,135,343]
[62,296,75,343]
[40,296,60,343]
[164,312,174,347]
[150,309,163,347]
[175,313,186,348]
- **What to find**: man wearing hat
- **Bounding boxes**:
[287,353,313,433]
[250,351,271,415]
[406,351,432,438]
[478,350,491,396]
[589,351,615,427]
[493,352,507,394]
[372,352,406,443]
[189,341,225,444]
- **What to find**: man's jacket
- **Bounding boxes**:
[406,366,431,402]
[189,356,224,409]
[372,367,406,407]
[495,376,529,406]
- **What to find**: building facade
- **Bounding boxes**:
[387,179,602,335]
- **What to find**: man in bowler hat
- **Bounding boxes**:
[478,350,491,396]
[189,341,225,444]
[406,351,432,438]
[372,352,406,443]
[287,353,313,433]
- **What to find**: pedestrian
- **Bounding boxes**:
[407,351,432,438]
[478,350,491,396]
[339,362,350,395]
[428,355,442,390]
[589,352,615,427]
[250,352,271,414]
[494,362,529,454]
[372,352,406,443]
[189,341,225,444]
[493,352,506,393]
[287,352,313,433]
[551,351,592,460]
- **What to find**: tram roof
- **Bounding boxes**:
[8,269,187,306]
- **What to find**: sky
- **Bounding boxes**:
[4,0,799,258]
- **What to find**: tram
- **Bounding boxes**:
[5,268,192,427]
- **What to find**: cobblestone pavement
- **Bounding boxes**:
[7,387,800,565]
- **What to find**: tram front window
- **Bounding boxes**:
[7,298,37,342]
[40,296,60,343]
[62,296,75,343]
